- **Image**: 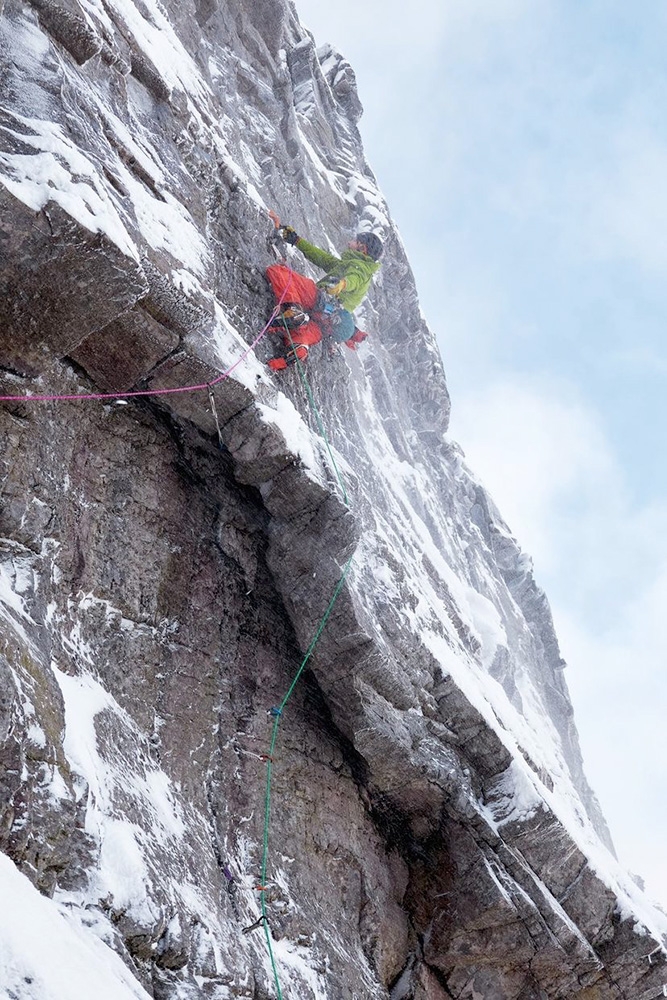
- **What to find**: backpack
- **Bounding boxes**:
[314,291,355,342]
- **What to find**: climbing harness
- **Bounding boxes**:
[279,305,310,329]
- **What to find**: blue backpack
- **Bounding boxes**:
[317,292,355,342]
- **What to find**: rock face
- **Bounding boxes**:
[0,2,666,999]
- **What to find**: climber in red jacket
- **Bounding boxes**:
[265,263,367,370]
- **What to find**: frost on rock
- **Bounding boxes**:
[1,0,666,999]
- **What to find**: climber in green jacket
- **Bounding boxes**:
[265,223,383,370]
[277,227,383,312]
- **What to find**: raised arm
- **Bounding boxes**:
[294,237,341,272]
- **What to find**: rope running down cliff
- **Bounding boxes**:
[253,320,352,998]
[258,551,354,999]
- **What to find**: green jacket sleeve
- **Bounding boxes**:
[296,238,341,273]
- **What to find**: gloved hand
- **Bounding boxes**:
[279,225,300,245]
[322,276,346,296]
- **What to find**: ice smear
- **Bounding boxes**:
[480,759,544,830]
[0,562,34,621]
[0,853,151,1000]
[97,819,155,923]
[53,667,111,809]
[52,665,210,930]
[212,302,267,390]
[53,665,181,839]
[460,586,507,668]
[81,0,210,104]
[0,559,38,648]
[123,173,209,276]
[267,938,328,1000]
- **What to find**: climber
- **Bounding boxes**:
[265,226,382,371]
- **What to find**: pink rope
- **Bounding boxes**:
[0,279,290,405]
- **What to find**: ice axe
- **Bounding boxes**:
[267,209,287,261]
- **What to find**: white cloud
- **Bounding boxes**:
[557,596,667,905]
[452,377,667,607]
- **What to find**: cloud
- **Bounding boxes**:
[557,593,667,905]
[451,376,667,624]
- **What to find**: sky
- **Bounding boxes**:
[293,0,667,905]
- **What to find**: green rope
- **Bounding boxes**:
[294,358,349,506]
[258,314,354,996]
[259,553,354,998]
[281,320,349,506]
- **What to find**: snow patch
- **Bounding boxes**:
[481,759,544,830]
[0,853,151,1000]
[0,558,38,648]
[461,586,507,668]
[257,395,319,473]
[211,302,267,390]
[0,115,138,260]
[82,0,210,105]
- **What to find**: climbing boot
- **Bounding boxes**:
[267,357,288,371]
[267,344,309,372]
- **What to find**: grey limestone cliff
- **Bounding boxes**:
[0,1,666,998]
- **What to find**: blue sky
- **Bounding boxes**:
[294,0,667,903]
